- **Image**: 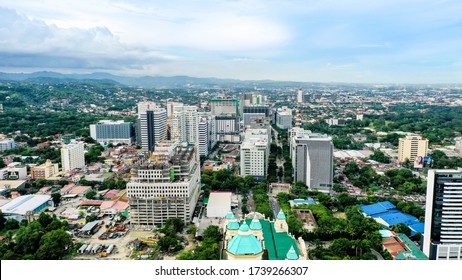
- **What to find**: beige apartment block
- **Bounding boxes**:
[31,160,59,179]
[398,135,428,162]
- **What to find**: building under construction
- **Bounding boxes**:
[127,144,200,228]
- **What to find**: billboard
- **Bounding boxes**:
[414,156,424,169]
[423,156,432,168]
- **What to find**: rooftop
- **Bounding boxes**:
[0,195,51,215]
[360,201,396,216]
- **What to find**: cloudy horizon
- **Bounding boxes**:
[1,0,462,84]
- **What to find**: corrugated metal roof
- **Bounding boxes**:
[360,201,396,216]
[0,195,50,215]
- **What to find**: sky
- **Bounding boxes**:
[0,0,462,83]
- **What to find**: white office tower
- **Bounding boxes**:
[89,120,134,144]
[137,102,167,152]
[276,107,293,129]
[291,131,333,192]
[61,141,85,172]
[297,89,303,103]
[198,116,210,156]
[171,105,199,146]
[423,170,462,260]
[166,101,184,117]
[127,146,200,227]
[240,128,270,180]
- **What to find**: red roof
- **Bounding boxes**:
[80,199,103,206]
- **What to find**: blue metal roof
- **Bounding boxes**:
[408,222,425,235]
[360,201,396,216]
[361,201,424,235]
[378,212,419,227]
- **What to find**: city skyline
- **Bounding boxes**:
[1,0,462,84]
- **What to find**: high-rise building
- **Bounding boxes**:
[210,98,239,116]
[61,141,85,172]
[90,120,134,144]
[137,102,167,152]
[198,117,209,156]
[0,139,15,152]
[291,130,333,192]
[243,113,266,126]
[210,98,240,143]
[423,169,462,260]
[398,135,429,163]
[166,101,184,118]
[198,114,217,157]
[31,160,59,179]
[297,89,303,103]
[276,107,293,129]
[127,145,200,227]
[240,128,270,180]
[170,105,199,146]
[243,105,270,117]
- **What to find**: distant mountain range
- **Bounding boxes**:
[0,71,315,88]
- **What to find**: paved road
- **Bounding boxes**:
[371,248,384,260]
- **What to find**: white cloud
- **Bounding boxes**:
[0,7,177,70]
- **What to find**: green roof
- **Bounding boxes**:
[249,216,262,230]
[395,233,428,260]
[227,232,263,255]
[277,209,286,220]
[286,245,299,260]
[203,197,209,205]
[241,219,299,260]
[101,172,114,179]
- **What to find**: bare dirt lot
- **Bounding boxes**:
[73,224,154,260]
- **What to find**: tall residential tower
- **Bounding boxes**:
[423,169,462,260]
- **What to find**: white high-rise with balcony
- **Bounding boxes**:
[240,128,270,180]
[137,102,167,152]
[170,105,199,146]
[61,141,85,172]
[424,169,462,260]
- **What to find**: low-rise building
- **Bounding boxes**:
[0,194,52,221]
[0,139,15,152]
[30,160,59,179]
[223,210,307,260]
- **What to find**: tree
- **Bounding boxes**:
[391,223,411,236]
[4,219,20,230]
[38,212,53,228]
[202,225,222,243]
[51,192,61,205]
[164,218,184,233]
[329,238,352,258]
[14,221,45,255]
[85,189,97,200]
[0,210,5,230]
[46,219,65,232]
[0,158,6,168]
[369,149,391,164]
[85,214,97,223]
[157,236,179,252]
[187,225,197,236]
[35,229,73,260]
